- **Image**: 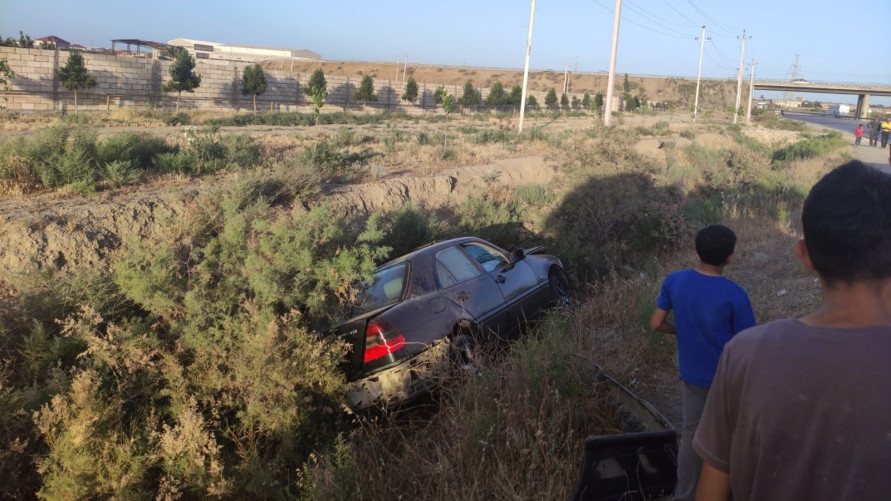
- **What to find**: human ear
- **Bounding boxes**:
[795,240,816,271]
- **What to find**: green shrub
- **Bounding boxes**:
[514,183,556,207]
[96,132,169,169]
[383,203,440,257]
[771,131,846,168]
[471,128,511,144]
[219,134,261,169]
[547,171,688,278]
[301,140,344,174]
[101,159,141,185]
[333,127,355,147]
[458,195,522,243]
[164,112,191,126]
[35,150,96,187]
[152,150,195,174]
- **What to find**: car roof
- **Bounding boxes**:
[377,236,485,269]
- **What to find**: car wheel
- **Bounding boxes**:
[449,333,483,375]
[549,269,572,311]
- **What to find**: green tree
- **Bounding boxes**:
[458,80,480,108]
[352,75,378,103]
[402,76,419,103]
[594,92,604,113]
[433,85,447,105]
[0,58,14,111]
[162,47,201,113]
[571,95,580,110]
[581,92,591,110]
[241,64,267,114]
[486,81,507,107]
[545,88,558,109]
[526,94,539,111]
[303,68,327,113]
[560,93,569,109]
[18,31,33,48]
[443,94,455,114]
[54,50,97,114]
[509,84,523,106]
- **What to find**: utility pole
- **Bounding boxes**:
[745,59,756,124]
[519,0,536,133]
[563,64,569,93]
[403,55,408,84]
[733,29,748,124]
[693,26,708,123]
[604,0,623,126]
[784,54,800,100]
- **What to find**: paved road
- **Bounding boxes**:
[782,112,891,174]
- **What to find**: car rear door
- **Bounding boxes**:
[434,245,509,338]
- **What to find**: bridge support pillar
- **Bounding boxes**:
[855,94,870,119]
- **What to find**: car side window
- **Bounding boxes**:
[435,246,481,287]
[461,243,508,273]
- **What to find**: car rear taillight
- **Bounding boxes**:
[363,319,406,364]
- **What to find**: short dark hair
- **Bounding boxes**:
[695,225,736,266]
[802,161,891,283]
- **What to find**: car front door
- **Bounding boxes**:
[459,241,539,335]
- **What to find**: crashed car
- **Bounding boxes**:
[333,236,571,409]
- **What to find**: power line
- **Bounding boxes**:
[592,0,693,39]
[660,0,701,28]
[708,39,736,68]
[684,0,739,36]
[625,0,697,29]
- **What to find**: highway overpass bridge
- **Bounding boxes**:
[753,80,891,118]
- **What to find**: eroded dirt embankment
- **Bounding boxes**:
[0,156,557,274]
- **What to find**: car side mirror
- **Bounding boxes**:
[511,248,526,262]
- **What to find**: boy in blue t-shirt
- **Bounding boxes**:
[649,224,756,501]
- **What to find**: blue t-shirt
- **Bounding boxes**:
[656,269,755,387]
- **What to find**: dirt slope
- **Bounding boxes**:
[0,156,557,274]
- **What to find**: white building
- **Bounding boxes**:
[165,38,321,63]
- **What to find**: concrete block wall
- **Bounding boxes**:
[1,47,583,116]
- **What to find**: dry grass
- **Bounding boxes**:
[0,110,848,499]
[299,116,851,500]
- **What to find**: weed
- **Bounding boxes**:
[301,140,344,174]
[101,160,141,186]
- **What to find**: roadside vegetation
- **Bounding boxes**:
[0,109,852,499]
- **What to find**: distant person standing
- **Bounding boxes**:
[854,124,863,146]
[868,118,880,146]
[881,118,891,148]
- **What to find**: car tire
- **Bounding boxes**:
[449,333,482,374]
[549,269,572,311]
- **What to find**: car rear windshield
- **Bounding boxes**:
[350,263,408,316]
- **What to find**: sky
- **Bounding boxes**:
[2,0,890,105]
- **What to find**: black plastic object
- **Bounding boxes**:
[570,361,678,501]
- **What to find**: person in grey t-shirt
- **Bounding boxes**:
[693,160,891,501]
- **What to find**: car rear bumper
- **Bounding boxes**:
[346,340,451,409]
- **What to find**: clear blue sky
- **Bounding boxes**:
[2,0,889,104]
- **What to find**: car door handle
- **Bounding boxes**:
[495,275,505,284]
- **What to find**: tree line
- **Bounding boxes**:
[4,39,609,115]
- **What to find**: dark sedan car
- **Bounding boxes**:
[333,236,571,409]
